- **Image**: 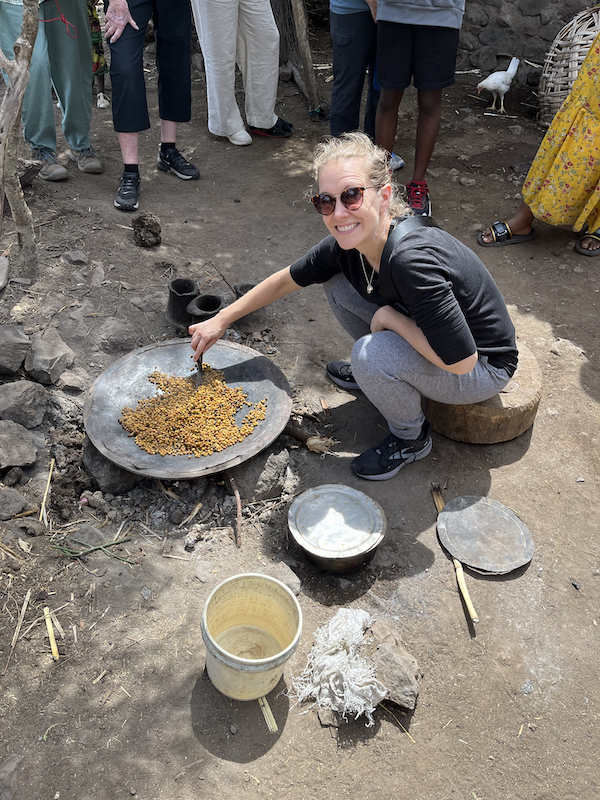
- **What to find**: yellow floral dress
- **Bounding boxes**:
[522,32,600,233]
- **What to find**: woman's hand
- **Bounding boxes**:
[189,313,228,361]
[105,0,139,43]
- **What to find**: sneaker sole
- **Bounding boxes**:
[326,372,359,391]
[114,199,139,211]
[248,129,292,139]
[157,161,199,180]
[352,438,433,481]
[38,170,68,182]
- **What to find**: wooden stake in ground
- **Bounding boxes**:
[0,0,39,275]
[43,606,60,661]
[2,588,31,675]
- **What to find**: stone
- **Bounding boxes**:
[130,291,166,314]
[230,446,292,502]
[57,368,90,392]
[90,265,105,288]
[365,622,420,710]
[194,560,214,583]
[132,213,161,247]
[0,380,50,428]
[0,487,28,521]
[24,328,75,385]
[0,256,9,291]
[459,176,476,186]
[61,250,90,266]
[82,436,139,494]
[0,325,31,375]
[97,318,138,353]
[508,125,525,136]
[261,561,302,595]
[2,467,23,487]
[0,421,37,469]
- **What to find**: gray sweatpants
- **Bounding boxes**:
[324,273,512,440]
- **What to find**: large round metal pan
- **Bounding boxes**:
[436,495,534,574]
[83,338,292,479]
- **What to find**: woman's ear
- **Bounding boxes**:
[380,182,392,210]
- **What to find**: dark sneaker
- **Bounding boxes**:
[114,171,140,211]
[326,360,359,390]
[69,146,103,174]
[157,146,200,180]
[351,422,432,481]
[248,117,293,138]
[406,180,431,216]
[31,147,68,181]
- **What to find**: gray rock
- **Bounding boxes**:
[97,317,138,353]
[459,176,476,187]
[130,291,166,314]
[261,561,302,595]
[0,380,50,428]
[508,125,525,136]
[0,487,28,521]
[90,264,105,288]
[2,467,23,487]
[0,754,23,800]
[0,326,30,375]
[57,367,90,392]
[61,250,89,266]
[82,436,139,494]
[0,421,37,469]
[73,523,108,547]
[24,328,75,385]
[0,256,9,291]
[194,560,214,583]
[230,447,292,502]
[366,622,420,710]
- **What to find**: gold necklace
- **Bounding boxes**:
[359,252,375,294]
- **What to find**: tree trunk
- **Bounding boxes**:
[0,0,39,277]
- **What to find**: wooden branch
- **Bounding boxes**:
[289,0,321,110]
[0,0,39,274]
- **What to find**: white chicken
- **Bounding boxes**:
[477,57,520,114]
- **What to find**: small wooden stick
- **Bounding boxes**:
[224,469,242,549]
[258,695,278,733]
[3,589,31,674]
[431,484,478,624]
[39,458,55,523]
[0,541,26,562]
[44,606,60,661]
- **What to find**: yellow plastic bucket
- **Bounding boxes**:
[201,573,302,701]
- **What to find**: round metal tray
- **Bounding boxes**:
[437,495,534,574]
[288,484,386,572]
[83,338,292,479]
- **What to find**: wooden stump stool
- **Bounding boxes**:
[422,343,542,444]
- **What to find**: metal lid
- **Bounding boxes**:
[437,495,534,574]
[288,484,386,559]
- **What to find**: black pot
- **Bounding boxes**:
[165,278,199,328]
[232,281,267,334]
[186,294,224,322]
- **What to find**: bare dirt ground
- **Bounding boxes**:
[1,30,599,800]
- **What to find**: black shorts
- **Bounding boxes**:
[376,22,459,91]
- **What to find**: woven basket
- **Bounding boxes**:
[538,4,600,127]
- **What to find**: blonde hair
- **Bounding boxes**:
[311,132,410,219]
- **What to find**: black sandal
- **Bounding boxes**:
[477,220,537,247]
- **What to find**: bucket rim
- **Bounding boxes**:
[201,573,303,667]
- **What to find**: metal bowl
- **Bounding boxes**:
[288,484,386,573]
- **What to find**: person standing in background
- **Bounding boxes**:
[329,0,404,170]
[88,0,110,109]
[0,0,103,180]
[190,0,292,146]
[104,0,200,211]
[374,0,464,215]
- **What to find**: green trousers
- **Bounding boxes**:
[0,0,93,151]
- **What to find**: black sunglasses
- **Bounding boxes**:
[311,186,377,215]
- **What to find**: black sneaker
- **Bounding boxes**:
[157,146,200,180]
[114,171,140,211]
[351,422,432,481]
[406,180,431,216]
[326,360,359,390]
[248,118,293,138]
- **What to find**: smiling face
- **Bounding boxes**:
[317,157,392,262]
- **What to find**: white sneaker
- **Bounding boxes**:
[97,93,110,109]
[227,128,252,146]
[390,153,405,171]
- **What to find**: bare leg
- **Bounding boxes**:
[118,131,139,164]
[413,89,442,183]
[160,120,178,144]
[97,74,105,94]
[480,202,535,244]
[375,87,404,154]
